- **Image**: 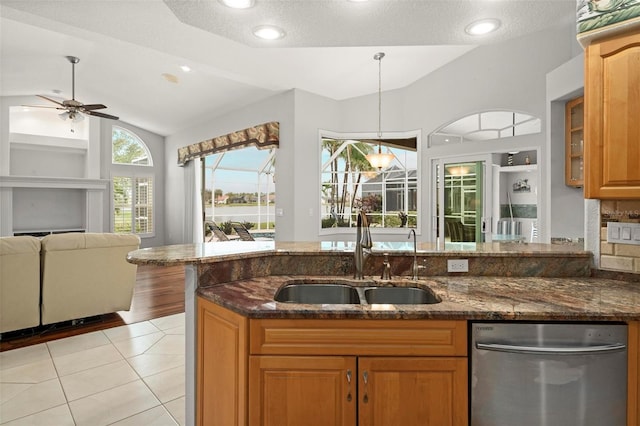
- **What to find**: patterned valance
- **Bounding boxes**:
[177,121,279,166]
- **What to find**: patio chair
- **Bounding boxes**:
[205,221,229,242]
[231,222,255,241]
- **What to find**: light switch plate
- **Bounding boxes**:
[607,222,640,246]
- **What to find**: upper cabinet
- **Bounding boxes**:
[565,96,584,188]
[584,28,640,199]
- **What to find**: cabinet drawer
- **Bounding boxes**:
[250,319,466,356]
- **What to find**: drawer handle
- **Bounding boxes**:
[362,371,369,403]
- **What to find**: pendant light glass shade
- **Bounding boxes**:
[367,51,394,169]
[366,147,394,169]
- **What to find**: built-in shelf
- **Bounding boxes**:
[0,175,109,190]
[497,164,538,173]
[9,132,88,152]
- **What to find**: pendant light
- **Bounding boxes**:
[366,52,395,169]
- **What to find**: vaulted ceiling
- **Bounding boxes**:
[0,1,576,136]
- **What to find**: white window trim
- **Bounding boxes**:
[318,129,422,237]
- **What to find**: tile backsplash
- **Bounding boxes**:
[600,200,640,274]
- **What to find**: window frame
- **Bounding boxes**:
[111,172,155,238]
[110,126,155,238]
[111,126,153,166]
[318,129,421,236]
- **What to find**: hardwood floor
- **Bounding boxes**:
[0,264,185,352]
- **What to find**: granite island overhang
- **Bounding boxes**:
[126,240,640,426]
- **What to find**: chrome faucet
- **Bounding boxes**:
[354,210,372,279]
[408,229,419,280]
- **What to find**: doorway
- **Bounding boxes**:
[432,155,493,248]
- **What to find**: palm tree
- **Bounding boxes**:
[322,139,375,225]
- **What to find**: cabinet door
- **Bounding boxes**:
[197,297,248,426]
[249,356,357,426]
[565,96,584,187]
[585,28,640,199]
[358,357,468,426]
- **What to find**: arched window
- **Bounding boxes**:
[429,110,541,147]
[111,127,154,236]
[112,126,153,166]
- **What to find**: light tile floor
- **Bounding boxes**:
[0,313,186,426]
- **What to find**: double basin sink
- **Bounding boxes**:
[274,280,441,305]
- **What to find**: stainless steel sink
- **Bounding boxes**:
[364,286,441,304]
[274,283,361,304]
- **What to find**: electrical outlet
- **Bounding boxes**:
[448,259,468,273]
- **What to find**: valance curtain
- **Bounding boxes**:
[177,121,279,166]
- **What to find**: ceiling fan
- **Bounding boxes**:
[33,56,119,122]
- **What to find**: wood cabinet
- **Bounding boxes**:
[198,296,468,426]
[565,96,584,187]
[248,355,467,426]
[249,355,357,426]
[584,28,640,199]
[197,297,248,426]
[358,357,467,426]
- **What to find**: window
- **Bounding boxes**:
[112,127,152,165]
[320,132,419,231]
[111,127,154,236]
[429,110,541,147]
[113,176,154,235]
[203,147,276,239]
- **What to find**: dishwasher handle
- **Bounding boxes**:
[476,342,627,355]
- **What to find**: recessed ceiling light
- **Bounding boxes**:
[465,18,501,36]
[253,25,285,40]
[180,65,191,72]
[219,0,254,9]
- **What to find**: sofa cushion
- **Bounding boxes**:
[0,236,41,333]
[40,232,141,325]
[41,232,141,251]
[0,235,41,255]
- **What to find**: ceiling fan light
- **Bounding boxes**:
[59,111,70,121]
[71,112,84,123]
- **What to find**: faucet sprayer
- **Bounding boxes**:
[408,229,419,280]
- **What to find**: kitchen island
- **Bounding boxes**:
[127,241,640,426]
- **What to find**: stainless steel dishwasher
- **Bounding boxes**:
[471,322,627,426]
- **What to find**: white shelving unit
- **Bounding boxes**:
[1,104,106,237]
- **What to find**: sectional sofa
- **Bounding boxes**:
[0,232,140,334]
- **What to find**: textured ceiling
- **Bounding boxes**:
[0,0,576,136]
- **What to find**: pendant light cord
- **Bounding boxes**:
[374,52,385,148]
[375,52,384,139]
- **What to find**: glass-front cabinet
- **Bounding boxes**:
[565,96,584,188]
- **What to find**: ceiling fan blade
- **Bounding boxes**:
[81,104,107,111]
[85,110,119,120]
[37,95,65,106]
[22,104,64,110]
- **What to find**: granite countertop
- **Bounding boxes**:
[197,275,640,321]
[129,241,640,321]
[127,240,591,266]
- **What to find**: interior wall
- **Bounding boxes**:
[546,53,585,241]
[402,23,579,242]
[101,121,166,248]
[162,21,582,245]
[163,90,297,244]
